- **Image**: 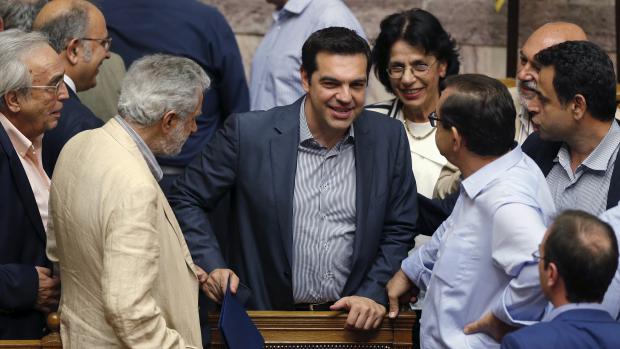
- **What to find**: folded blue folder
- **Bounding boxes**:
[218,280,264,349]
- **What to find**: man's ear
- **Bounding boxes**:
[545,262,560,288]
[160,110,178,135]
[571,94,587,121]
[4,91,22,113]
[300,68,310,93]
[65,38,81,65]
[450,126,462,152]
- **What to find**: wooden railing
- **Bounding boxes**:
[208,310,417,349]
[0,313,61,349]
[0,310,417,349]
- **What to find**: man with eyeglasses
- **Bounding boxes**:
[0,29,68,339]
[386,74,556,349]
[32,0,110,176]
[500,210,620,349]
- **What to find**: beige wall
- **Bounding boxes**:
[203,0,618,104]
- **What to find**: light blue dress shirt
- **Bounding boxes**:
[402,147,557,349]
[597,203,620,320]
[249,0,366,111]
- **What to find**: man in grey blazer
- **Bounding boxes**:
[170,27,417,330]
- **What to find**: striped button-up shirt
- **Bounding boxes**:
[547,121,620,215]
[292,99,356,303]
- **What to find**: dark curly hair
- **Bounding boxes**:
[535,40,616,122]
[371,8,460,94]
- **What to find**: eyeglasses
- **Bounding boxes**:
[427,111,441,127]
[80,36,112,51]
[386,60,438,79]
[531,249,544,263]
[29,79,66,96]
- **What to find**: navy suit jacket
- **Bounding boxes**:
[100,0,249,168]
[0,122,51,339]
[169,98,418,310]
[501,308,620,349]
[521,131,620,209]
[42,88,103,176]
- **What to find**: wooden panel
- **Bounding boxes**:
[208,311,417,349]
[1,310,417,348]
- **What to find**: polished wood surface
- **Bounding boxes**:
[208,310,417,349]
[0,313,61,349]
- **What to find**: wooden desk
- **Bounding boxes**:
[208,310,417,349]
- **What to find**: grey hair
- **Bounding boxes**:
[0,0,46,31]
[36,4,89,53]
[0,29,50,108]
[118,54,211,126]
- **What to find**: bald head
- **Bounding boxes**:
[525,22,587,57]
[33,0,110,91]
[517,22,587,96]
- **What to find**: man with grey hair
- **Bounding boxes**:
[33,0,110,175]
[0,29,67,339]
[0,0,46,31]
[47,53,209,348]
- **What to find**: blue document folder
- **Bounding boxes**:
[218,281,264,349]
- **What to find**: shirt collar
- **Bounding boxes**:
[461,146,524,199]
[63,74,77,94]
[282,0,312,15]
[547,302,608,321]
[114,115,163,181]
[298,96,355,147]
[556,121,620,172]
[0,112,41,158]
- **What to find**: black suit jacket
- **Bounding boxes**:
[522,131,620,209]
[42,88,103,176]
[0,122,51,339]
[169,98,418,310]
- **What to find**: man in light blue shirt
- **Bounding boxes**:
[598,204,620,320]
[386,74,557,349]
[250,0,366,111]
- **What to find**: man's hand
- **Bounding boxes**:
[194,265,208,285]
[330,296,386,330]
[34,266,60,314]
[386,269,419,318]
[463,311,517,342]
[200,268,239,303]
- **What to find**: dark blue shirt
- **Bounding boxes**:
[100,0,250,167]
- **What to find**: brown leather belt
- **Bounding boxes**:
[294,301,335,311]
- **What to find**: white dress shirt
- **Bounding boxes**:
[402,147,557,349]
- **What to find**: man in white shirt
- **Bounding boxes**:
[386,74,556,349]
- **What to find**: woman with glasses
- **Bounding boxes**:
[368,9,460,199]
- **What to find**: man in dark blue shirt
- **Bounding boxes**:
[100,0,250,193]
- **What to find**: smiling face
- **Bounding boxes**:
[301,52,367,147]
[388,40,446,119]
[73,6,111,91]
[14,44,69,140]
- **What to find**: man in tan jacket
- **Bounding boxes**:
[47,54,209,348]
